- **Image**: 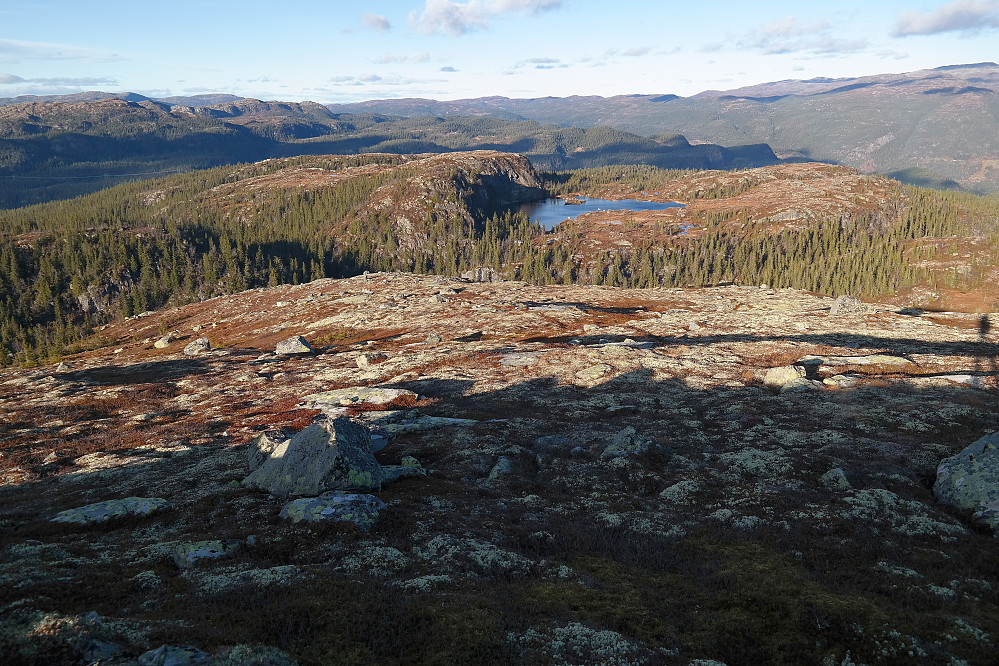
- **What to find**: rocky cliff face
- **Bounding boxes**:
[1,273,997,664]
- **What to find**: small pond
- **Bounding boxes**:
[513,197,685,231]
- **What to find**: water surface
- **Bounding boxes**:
[514,197,685,231]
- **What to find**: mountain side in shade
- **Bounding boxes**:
[328,63,999,193]
[0,97,777,208]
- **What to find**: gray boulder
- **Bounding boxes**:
[154,334,173,349]
[138,644,210,666]
[242,418,383,496]
[829,294,868,315]
[275,336,313,355]
[279,492,386,530]
[601,427,656,459]
[52,497,169,525]
[183,337,211,356]
[171,540,241,569]
[763,365,806,389]
[933,431,999,532]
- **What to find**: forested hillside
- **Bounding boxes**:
[2,153,997,367]
[0,98,776,208]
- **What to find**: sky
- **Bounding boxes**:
[2,1,999,102]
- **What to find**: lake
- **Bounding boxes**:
[513,197,685,230]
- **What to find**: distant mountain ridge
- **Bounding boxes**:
[0,97,777,208]
[327,63,999,194]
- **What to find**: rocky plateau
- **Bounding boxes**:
[1,273,998,665]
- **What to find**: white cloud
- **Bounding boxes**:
[893,0,999,36]
[0,38,123,64]
[375,52,432,64]
[411,0,563,36]
[622,46,651,57]
[736,17,867,56]
[362,12,392,32]
[0,74,118,87]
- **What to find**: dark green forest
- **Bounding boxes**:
[1,158,998,367]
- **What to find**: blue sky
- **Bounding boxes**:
[2,1,998,101]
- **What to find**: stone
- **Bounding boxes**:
[601,427,656,459]
[487,456,514,481]
[52,497,169,524]
[823,374,863,388]
[172,540,241,569]
[576,364,612,381]
[798,354,913,368]
[829,294,868,315]
[425,331,444,344]
[138,644,210,666]
[210,645,300,666]
[183,337,211,356]
[357,352,387,369]
[242,418,384,496]
[154,334,173,349]
[499,353,541,367]
[933,431,999,532]
[275,336,313,355]
[779,377,824,393]
[763,365,806,389]
[279,492,386,530]
[303,387,417,409]
[820,468,851,491]
[247,431,287,472]
[382,455,427,483]
[380,415,478,435]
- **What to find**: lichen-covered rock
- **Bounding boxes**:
[821,467,851,491]
[601,427,656,459]
[138,644,210,665]
[211,644,300,666]
[829,294,868,315]
[933,431,999,532]
[303,386,417,408]
[154,334,173,349]
[52,497,169,524]
[487,456,514,481]
[171,540,241,569]
[576,364,612,381]
[380,415,478,435]
[183,337,211,356]
[246,431,287,472]
[275,336,313,355]
[241,418,383,496]
[382,456,427,483]
[279,492,386,530]
[763,365,806,388]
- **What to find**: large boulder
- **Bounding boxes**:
[829,294,868,315]
[933,431,999,532]
[241,418,384,496]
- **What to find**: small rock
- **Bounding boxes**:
[279,492,386,530]
[821,468,851,491]
[138,644,210,666]
[183,337,211,356]
[829,294,868,315]
[357,352,387,369]
[154,334,173,349]
[487,456,514,482]
[576,364,612,381]
[171,540,241,569]
[763,365,806,389]
[303,386,417,409]
[275,336,313,355]
[42,451,59,464]
[425,332,443,344]
[534,435,568,452]
[601,427,657,459]
[52,497,170,525]
[500,353,540,367]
